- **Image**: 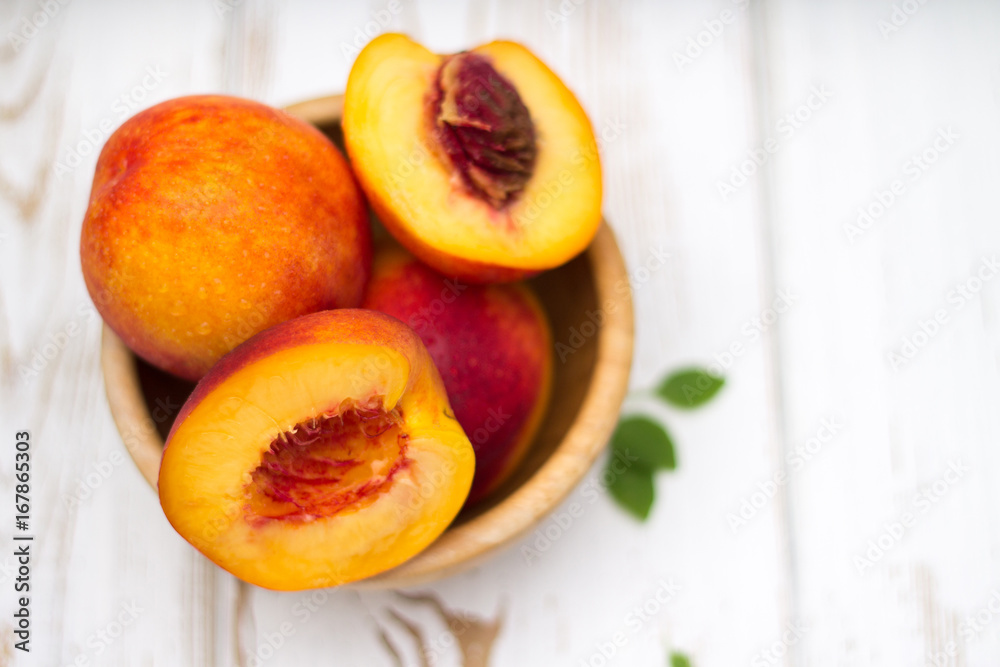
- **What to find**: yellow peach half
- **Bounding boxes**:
[343,34,602,283]
[158,310,474,590]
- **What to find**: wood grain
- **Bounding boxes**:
[3,0,999,665]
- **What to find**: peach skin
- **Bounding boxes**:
[363,245,553,504]
[80,94,371,381]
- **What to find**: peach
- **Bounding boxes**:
[343,34,602,283]
[158,309,474,590]
[80,95,370,381]
[362,245,552,504]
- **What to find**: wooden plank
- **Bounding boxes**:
[14,1,1000,665]
[756,0,1000,664]
[0,1,241,665]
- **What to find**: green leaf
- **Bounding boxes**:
[611,416,676,471]
[606,463,655,520]
[657,368,725,409]
[670,652,692,667]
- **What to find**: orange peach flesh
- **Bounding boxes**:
[244,404,408,522]
[158,310,474,590]
[343,34,602,283]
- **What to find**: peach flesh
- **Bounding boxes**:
[343,34,603,283]
[158,309,475,590]
[245,405,409,522]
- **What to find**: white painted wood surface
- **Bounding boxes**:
[1,1,998,665]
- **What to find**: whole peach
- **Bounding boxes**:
[363,245,553,504]
[80,95,370,380]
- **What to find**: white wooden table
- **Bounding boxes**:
[3,1,1000,665]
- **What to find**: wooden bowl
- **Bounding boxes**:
[100,95,633,588]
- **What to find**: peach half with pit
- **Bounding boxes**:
[343,34,602,283]
[81,94,371,381]
[362,245,553,505]
[157,309,474,590]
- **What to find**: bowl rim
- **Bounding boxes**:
[100,94,634,589]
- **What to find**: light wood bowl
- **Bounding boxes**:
[100,95,633,589]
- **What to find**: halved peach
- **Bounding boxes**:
[158,310,474,590]
[343,34,602,283]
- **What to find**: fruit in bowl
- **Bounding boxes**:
[363,244,553,505]
[158,310,474,590]
[80,95,370,381]
[343,34,603,283]
[90,34,632,590]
